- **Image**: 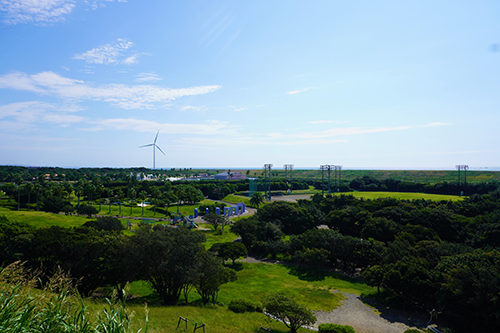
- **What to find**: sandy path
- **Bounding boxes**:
[313,293,424,333]
[241,256,426,333]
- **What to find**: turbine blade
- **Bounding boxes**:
[139,144,154,148]
[154,130,159,143]
[156,145,166,156]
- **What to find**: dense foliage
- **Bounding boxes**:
[231,191,500,331]
[0,217,236,304]
[263,292,317,333]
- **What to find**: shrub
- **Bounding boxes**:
[404,330,422,333]
[318,323,356,333]
[228,299,262,313]
[83,216,123,231]
[42,196,69,214]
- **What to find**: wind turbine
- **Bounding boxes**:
[140,130,166,170]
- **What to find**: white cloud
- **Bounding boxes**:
[292,126,414,139]
[309,120,350,125]
[0,101,85,131]
[229,105,247,112]
[424,122,449,127]
[135,72,162,82]
[0,71,222,109]
[309,120,333,125]
[287,87,315,95]
[180,105,206,112]
[0,0,76,25]
[84,0,127,11]
[85,118,236,136]
[73,39,137,65]
[277,139,348,145]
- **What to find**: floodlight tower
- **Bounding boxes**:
[456,165,469,196]
[335,165,342,192]
[284,164,294,193]
[320,165,333,195]
[264,164,273,200]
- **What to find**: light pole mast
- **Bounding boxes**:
[284,164,294,193]
[264,164,273,200]
[456,165,469,196]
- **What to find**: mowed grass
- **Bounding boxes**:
[122,261,376,332]
[0,198,90,227]
[196,222,239,249]
[347,191,463,201]
[222,194,251,206]
[123,303,315,333]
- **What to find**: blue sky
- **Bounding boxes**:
[1,1,499,170]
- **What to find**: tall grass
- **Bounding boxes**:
[0,262,148,333]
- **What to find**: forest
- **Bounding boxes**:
[231,192,500,331]
[2,167,500,332]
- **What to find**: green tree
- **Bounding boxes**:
[129,188,136,216]
[14,173,23,211]
[193,250,237,304]
[151,187,161,216]
[132,227,205,305]
[117,189,124,216]
[139,190,148,215]
[76,205,99,218]
[210,242,248,265]
[42,196,68,214]
[26,182,34,211]
[263,292,317,333]
[250,192,264,209]
[204,212,224,231]
[75,179,85,208]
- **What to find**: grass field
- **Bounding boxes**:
[347,191,463,201]
[120,260,377,333]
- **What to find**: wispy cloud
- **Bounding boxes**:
[424,122,450,127]
[180,105,206,112]
[269,123,445,140]
[287,87,316,95]
[84,0,127,11]
[0,0,76,25]
[0,101,85,131]
[0,71,222,109]
[135,72,162,82]
[230,105,247,112]
[309,120,333,125]
[86,118,237,136]
[73,39,137,65]
[309,120,350,125]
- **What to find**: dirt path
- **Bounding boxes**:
[241,256,426,333]
[313,293,425,333]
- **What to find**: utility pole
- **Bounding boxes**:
[284,164,294,193]
[264,164,273,200]
[456,165,469,196]
[335,165,342,192]
[320,165,333,195]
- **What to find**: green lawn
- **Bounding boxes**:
[347,191,463,201]
[0,198,90,228]
[222,194,251,206]
[196,222,239,249]
[122,261,377,332]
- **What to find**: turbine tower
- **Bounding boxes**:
[140,130,165,170]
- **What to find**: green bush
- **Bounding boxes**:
[318,323,356,333]
[404,330,422,333]
[228,299,262,313]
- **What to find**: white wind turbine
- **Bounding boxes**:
[140,130,166,170]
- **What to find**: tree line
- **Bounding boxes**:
[0,215,238,305]
[230,189,500,331]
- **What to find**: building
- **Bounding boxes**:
[214,171,247,180]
